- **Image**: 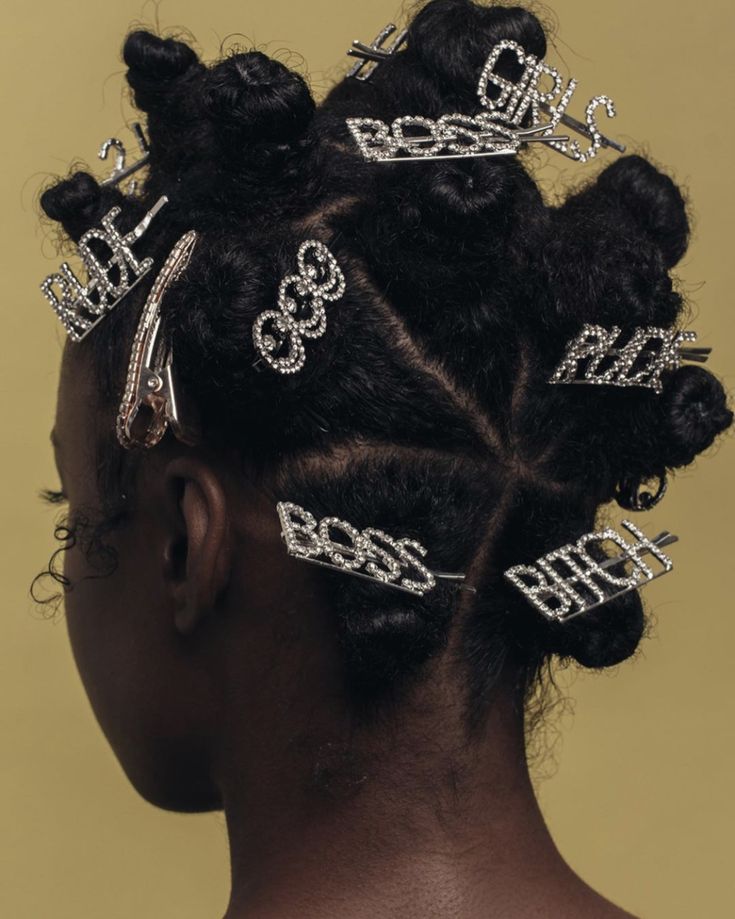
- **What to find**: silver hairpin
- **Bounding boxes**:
[99,122,150,192]
[252,241,346,374]
[550,324,710,394]
[346,113,569,163]
[277,502,471,597]
[116,230,200,450]
[478,39,624,162]
[505,520,678,623]
[41,195,168,342]
[346,23,408,81]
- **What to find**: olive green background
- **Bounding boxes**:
[1,1,733,916]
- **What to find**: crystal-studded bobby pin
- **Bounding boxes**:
[504,520,678,623]
[41,196,168,342]
[116,231,201,450]
[277,502,471,597]
[252,241,346,374]
[346,22,408,81]
[550,325,710,394]
[347,115,569,163]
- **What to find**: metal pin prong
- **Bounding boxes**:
[597,532,678,573]
[538,101,626,153]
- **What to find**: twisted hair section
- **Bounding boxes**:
[37,0,732,723]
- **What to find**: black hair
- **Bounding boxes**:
[36,0,732,728]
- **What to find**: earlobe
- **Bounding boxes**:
[162,456,233,636]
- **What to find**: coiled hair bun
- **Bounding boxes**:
[123,31,202,113]
[594,155,690,269]
[660,366,733,467]
[204,52,315,148]
[408,0,546,103]
[40,172,125,243]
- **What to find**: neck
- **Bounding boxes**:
[215,665,616,919]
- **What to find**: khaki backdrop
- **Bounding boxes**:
[1,1,733,917]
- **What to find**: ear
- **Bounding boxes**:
[162,456,233,636]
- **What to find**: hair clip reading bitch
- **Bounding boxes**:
[116,230,200,450]
[504,520,678,623]
[252,241,346,374]
[346,23,408,82]
[41,196,168,342]
[550,325,711,394]
[277,502,470,597]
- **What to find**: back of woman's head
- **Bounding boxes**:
[38,0,732,729]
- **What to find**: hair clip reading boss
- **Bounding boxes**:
[504,520,678,623]
[277,502,471,597]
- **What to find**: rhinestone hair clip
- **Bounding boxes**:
[550,324,711,394]
[477,39,624,163]
[346,23,408,81]
[116,231,200,450]
[277,502,471,597]
[504,520,678,623]
[41,195,168,342]
[252,240,346,374]
[346,34,624,164]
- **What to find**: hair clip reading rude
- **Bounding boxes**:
[549,325,711,394]
[116,230,200,450]
[504,520,678,623]
[41,196,168,342]
[252,241,346,374]
[346,22,408,82]
[277,502,471,597]
[478,39,625,162]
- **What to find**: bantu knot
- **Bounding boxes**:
[204,52,315,147]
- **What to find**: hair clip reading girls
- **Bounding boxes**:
[346,23,408,82]
[478,39,625,162]
[252,240,346,374]
[116,231,201,450]
[41,196,168,342]
[504,520,678,623]
[277,502,471,597]
[549,325,711,394]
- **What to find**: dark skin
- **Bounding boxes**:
[52,341,637,919]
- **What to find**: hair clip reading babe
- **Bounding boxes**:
[41,196,168,342]
[504,520,678,623]
[549,325,711,394]
[252,240,346,374]
[346,22,408,82]
[116,231,201,450]
[277,502,471,597]
[478,39,625,162]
